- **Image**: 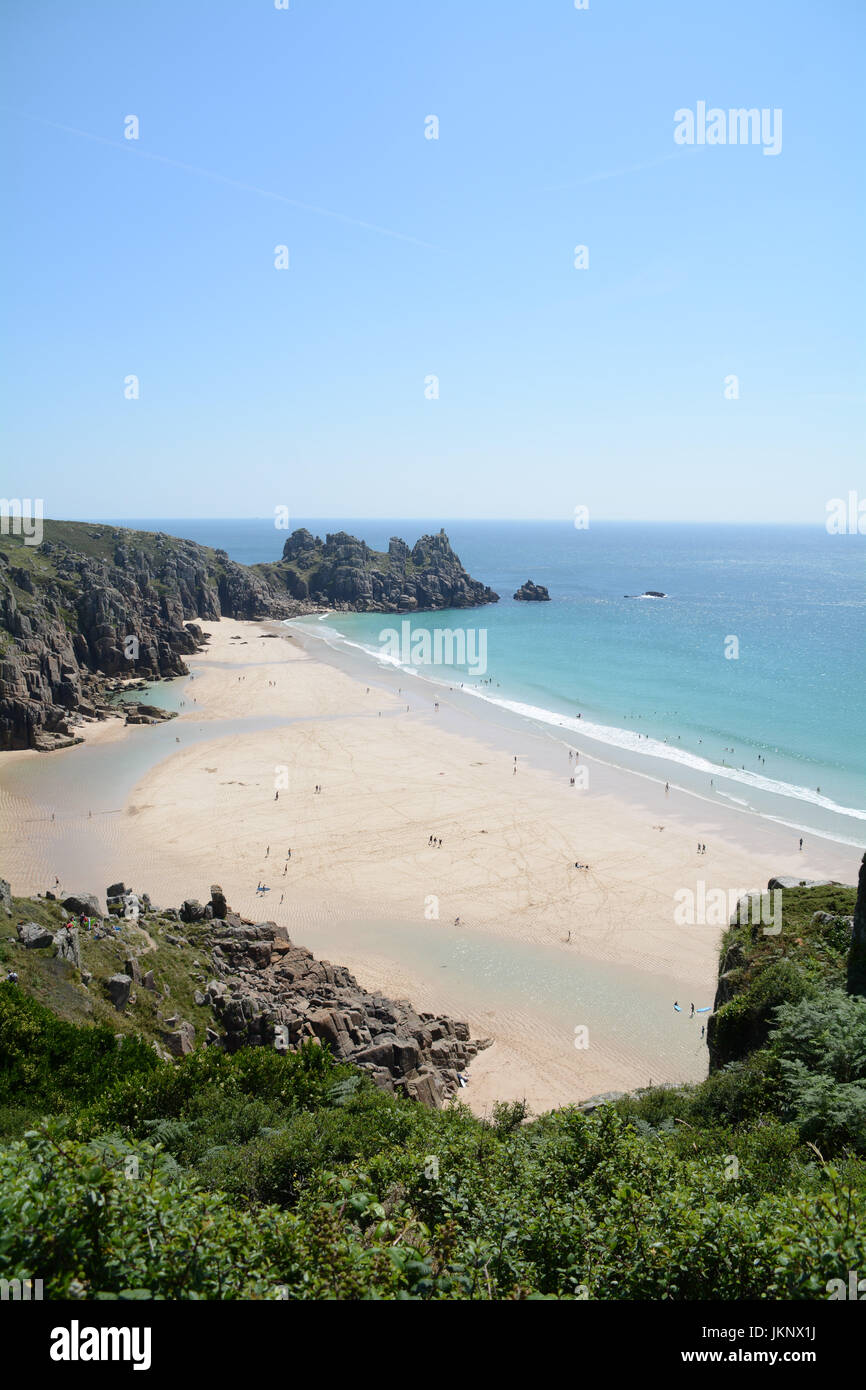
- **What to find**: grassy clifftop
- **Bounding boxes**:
[1,875,865,1299]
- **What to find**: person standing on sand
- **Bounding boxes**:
[690,1003,695,1017]
[799,837,803,851]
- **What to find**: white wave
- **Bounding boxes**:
[285,617,866,826]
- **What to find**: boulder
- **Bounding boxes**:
[164,1021,195,1055]
[17,921,54,948]
[54,927,81,968]
[107,973,132,1010]
[179,899,205,923]
[62,892,102,917]
[0,878,12,916]
[209,884,228,920]
[124,956,142,985]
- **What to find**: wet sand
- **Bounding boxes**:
[0,616,857,1115]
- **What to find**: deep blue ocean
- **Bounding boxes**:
[112,519,866,842]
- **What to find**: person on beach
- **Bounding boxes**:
[674,1000,679,1011]
[799,837,803,851]
[690,1003,695,1017]
[701,1024,705,1039]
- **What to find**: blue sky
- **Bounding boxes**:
[1,0,863,522]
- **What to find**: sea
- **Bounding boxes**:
[110,518,866,851]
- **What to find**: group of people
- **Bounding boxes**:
[674,1000,708,1039]
[428,835,443,847]
[258,846,293,894]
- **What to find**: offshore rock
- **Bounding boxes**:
[513,580,550,602]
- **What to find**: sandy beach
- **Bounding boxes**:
[0,616,858,1115]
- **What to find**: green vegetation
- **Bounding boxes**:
[1,881,864,1299]
[0,895,213,1054]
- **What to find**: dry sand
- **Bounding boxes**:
[1,617,858,1114]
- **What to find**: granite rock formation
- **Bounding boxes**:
[259,528,499,613]
[513,579,550,601]
[1,520,498,748]
[0,523,301,750]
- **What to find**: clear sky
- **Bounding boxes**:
[1,0,863,523]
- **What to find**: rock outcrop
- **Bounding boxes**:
[513,580,550,602]
[202,914,490,1106]
[1,520,498,749]
[0,523,303,750]
[17,921,54,948]
[2,873,491,1107]
[847,852,866,997]
[259,528,499,614]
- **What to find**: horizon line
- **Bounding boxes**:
[62,516,838,528]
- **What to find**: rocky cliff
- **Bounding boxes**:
[0,521,301,750]
[4,876,490,1108]
[0,520,499,749]
[706,875,858,1072]
[257,527,500,613]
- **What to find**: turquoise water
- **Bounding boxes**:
[112,519,866,843]
[108,679,187,712]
